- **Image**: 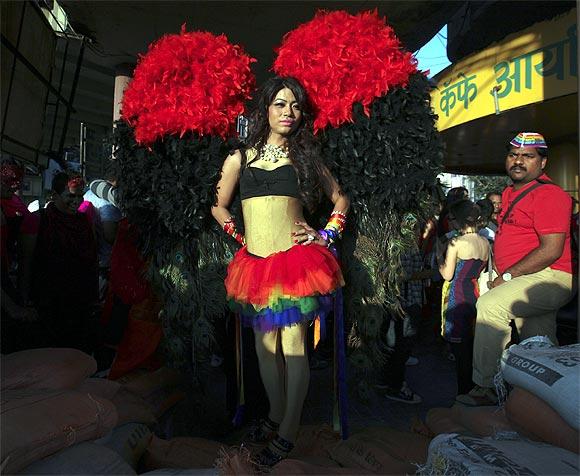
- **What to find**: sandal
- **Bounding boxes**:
[455,385,498,407]
[255,434,294,467]
[246,417,280,443]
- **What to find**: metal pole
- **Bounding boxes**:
[1,2,26,137]
[79,122,86,180]
[491,86,502,115]
[58,39,85,154]
[49,38,69,151]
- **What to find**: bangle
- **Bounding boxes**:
[323,210,347,244]
[317,229,331,247]
[223,216,246,246]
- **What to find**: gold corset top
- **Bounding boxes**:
[242,196,304,257]
[241,151,303,257]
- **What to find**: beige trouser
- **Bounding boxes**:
[473,267,575,388]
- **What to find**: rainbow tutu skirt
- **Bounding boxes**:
[225,244,344,332]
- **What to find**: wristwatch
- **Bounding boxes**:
[502,272,512,282]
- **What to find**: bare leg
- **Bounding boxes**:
[278,323,309,442]
[254,329,286,423]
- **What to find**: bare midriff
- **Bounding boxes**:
[242,196,304,257]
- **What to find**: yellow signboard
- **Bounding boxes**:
[431,10,577,131]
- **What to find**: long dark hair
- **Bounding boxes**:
[437,186,469,238]
[436,199,482,265]
[448,199,482,232]
[246,76,325,212]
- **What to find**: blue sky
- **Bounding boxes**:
[414,25,451,78]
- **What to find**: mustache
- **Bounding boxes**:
[510,165,526,171]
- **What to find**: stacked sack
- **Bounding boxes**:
[1,348,124,474]
[500,336,579,442]
[1,348,225,475]
[115,367,185,422]
[218,425,433,475]
[421,434,578,475]
[421,337,579,474]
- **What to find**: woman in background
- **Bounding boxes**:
[439,199,489,396]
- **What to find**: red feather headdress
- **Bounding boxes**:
[122,25,256,144]
[273,10,417,132]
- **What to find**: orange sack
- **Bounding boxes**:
[505,386,579,454]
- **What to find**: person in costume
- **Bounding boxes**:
[212,76,349,465]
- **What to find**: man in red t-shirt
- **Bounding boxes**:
[457,132,575,406]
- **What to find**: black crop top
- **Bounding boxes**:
[240,165,300,200]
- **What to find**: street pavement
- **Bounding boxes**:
[169,330,458,442]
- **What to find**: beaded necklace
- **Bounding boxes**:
[260,143,289,163]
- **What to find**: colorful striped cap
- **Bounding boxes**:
[509,132,547,148]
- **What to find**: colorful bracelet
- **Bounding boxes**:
[223,216,246,246]
[320,210,347,246]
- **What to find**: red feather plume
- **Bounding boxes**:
[273,10,417,132]
[122,26,256,144]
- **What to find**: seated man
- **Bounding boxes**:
[458,132,575,406]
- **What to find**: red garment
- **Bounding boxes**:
[104,219,162,380]
[0,195,39,234]
[225,244,344,307]
[108,219,150,305]
[108,303,163,380]
[33,203,98,304]
[1,196,39,286]
[495,174,573,275]
[419,217,437,255]
[78,200,97,227]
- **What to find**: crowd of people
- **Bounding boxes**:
[412,132,576,408]
[1,123,577,465]
[367,132,576,412]
[1,164,122,357]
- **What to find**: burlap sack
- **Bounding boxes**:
[327,427,431,474]
[0,389,117,474]
[96,423,153,469]
[112,387,157,426]
[422,433,578,475]
[117,367,182,399]
[115,368,184,420]
[427,404,514,437]
[290,424,340,458]
[148,387,186,419]
[1,348,96,391]
[19,442,136,475]
[425,407,468,435]
[506,386,579,454]
[271,458,369,474]
[142,436,224,471]
[141,469,218,475]
[78,377,122,401]
[500,338,579,430]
